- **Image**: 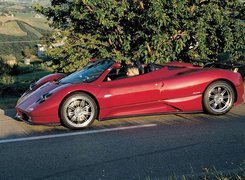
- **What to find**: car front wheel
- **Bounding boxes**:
[203,81,235,115]
[60,92,98,129]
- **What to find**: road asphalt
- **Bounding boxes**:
[0,102,244,179]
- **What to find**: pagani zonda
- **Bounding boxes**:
[16,59,244,129]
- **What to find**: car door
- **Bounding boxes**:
[97,70,164,119]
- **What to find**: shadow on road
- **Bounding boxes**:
[0,101,244,141]
[3,108,16,119]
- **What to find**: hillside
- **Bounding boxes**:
[0,19,50,60]
[0,0,51,61]
[0,0,50,5]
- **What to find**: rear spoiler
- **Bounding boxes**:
[188,59,245,73]
[204,62,244,73]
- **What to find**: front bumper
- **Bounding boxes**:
[15,108,60,125]
[15,112,32,124]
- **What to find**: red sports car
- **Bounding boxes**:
[16,59,244,129]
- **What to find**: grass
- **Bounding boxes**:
[0,10,51,59]
[0,17,49,36]
[22,22,43,38]
[6,4,26,10]
[0,18,50,59]
[192,167,244,180]
[0,69,51,109]
[0,16,17,23]
[0,20,27,36]
[0,14,50,30]
[144,166,245,180]
[14,13,51,30]
[15,70,50,82]
[0,96,19,109]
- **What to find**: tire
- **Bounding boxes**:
[60,92,98,129]
[203,81,235,115]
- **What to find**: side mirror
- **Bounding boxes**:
[112,63,121,69]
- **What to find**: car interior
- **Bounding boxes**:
[105,60,163,82]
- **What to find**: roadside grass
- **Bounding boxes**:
[0,70,51,109]
[145,166,245,180]
[0,70,51,110]
[191,167,244,180]
[0,96,19,109]
[15,70,50,82]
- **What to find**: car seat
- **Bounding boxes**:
[145,63,156,73]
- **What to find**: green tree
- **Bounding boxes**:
[34,0,245,73]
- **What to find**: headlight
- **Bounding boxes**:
[38,92,52,103]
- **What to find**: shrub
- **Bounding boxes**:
[22,47,36,59]
[16,64,36,74]
[0,54,17,66]
[0,58,11,75]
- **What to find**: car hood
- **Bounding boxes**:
[16,82,66,109]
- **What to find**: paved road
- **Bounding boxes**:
[0,103,244,179]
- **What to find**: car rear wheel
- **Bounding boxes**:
[60,93,98,129]
[203,81,235,115]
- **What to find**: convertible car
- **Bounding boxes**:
[16,59,244,129]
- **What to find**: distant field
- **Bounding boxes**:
[22,22,43,37]
[0,20,50,60]
[0,16,17,23]
[0,12,50,59]
[6,4,26,10]
[0,13,50,33]
[14,13,50,30]
[0,20,27,36]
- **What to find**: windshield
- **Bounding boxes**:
[59,60,114,84]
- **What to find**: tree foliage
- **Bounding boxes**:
[34,0,245,73]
